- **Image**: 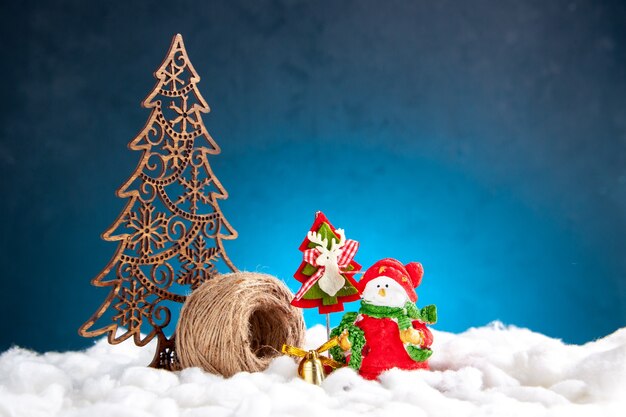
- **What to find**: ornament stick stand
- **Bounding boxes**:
[326,313,331,340]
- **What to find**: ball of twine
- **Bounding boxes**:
[176,272,305,377]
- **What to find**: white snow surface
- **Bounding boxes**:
[1,322,625,417]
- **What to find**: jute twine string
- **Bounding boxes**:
[176,272,305,377]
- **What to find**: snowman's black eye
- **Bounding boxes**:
[385,284,389,288]
[376,285,380,288]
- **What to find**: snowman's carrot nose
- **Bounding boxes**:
[378,288,386,297]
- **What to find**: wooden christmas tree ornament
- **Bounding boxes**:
[79,34,237,370]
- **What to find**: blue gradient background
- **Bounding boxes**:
[0,0,624,352]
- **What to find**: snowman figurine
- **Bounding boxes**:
[330,258,437,380]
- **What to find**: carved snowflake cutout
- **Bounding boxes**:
[162,137,186,170]
[113,279,151,330]
[175,167,213,214]
[169,95,199,133]
[126,203,168,255]
[178,235,219,289]
[162,60,184,91]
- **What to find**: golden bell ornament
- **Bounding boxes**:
[298,350,326,384]
[282,337,343,385]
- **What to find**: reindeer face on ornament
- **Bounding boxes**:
[306,229,348,296]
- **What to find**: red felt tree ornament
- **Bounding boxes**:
[291,212,362,314]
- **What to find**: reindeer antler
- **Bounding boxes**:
[329,228,346,253]
[307,231,328,250]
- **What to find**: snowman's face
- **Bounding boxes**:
[362,276,408,307]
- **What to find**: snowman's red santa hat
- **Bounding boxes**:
[358,258,424,302]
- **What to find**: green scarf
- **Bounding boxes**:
[359,301,423,330]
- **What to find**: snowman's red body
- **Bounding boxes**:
[354,315,433,380]
[332,258,437,380]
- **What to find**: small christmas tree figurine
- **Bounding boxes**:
[79,34,237,369]
[292,212,361,316]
